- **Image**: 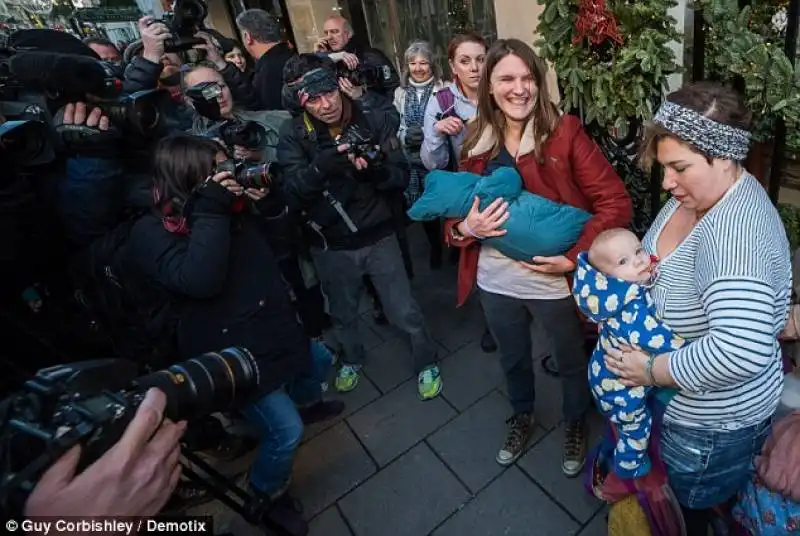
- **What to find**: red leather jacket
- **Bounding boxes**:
[445,114,633,306]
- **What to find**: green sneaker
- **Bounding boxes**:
[335,364,361,392]
[418,365,442,400]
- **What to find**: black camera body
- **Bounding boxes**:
[211,119,266,151]
[150,0,208,52]
[216,158,273,190]
[336,123,382,164]
[335,62,394,93]
[0,348,259,510]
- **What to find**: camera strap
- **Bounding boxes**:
[300,113,360,236]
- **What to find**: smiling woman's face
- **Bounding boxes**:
[489,53,536,123]
[408,55,432,83]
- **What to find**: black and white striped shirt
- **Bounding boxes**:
[643,173,791,429]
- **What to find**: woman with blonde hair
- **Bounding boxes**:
[446,39,631,474]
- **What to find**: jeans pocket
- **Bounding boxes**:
[660,423,711,475]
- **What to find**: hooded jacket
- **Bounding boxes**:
[572,252,684,354]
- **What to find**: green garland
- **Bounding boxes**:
[535,0,680,130]
[694,0,800,151]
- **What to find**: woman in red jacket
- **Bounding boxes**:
[446,39,632,475]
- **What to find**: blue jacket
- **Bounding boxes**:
[572,252,685,354]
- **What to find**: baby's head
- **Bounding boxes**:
[588,228,653,283]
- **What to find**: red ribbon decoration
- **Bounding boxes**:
[573,0,625,46]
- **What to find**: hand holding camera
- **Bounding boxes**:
[24,388,185,518]
[139,16,171,64]
[194,31,227,71]
[329,52,359,70]
[338,77,364,100]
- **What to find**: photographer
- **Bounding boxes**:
[129,133,342,535]
[184,65,286,162]
[122,16,173,94]
[278,55,441,399]
[183,65,329,341]
[197,9,295,111]
[314,15,399,100]
[22,388,185,519]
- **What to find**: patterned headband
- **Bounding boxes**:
[288,67,339,107]
[652,100,751,161]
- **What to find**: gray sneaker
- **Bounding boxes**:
[562,419,588,478]
[496,412,534,466]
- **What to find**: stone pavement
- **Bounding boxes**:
[205,227,610,536]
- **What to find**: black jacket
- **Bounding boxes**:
[123,56,162,94]
[277,93,407,251]
[222,42,296,111]
[129,182,310,398]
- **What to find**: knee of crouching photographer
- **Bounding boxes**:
[128,133,342,535]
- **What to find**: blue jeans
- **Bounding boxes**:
[660,418,772,509]
[240,340,333,495]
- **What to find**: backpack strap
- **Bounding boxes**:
[433,87,460,170]
[435,86,456,118]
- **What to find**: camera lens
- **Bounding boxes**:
[132,347,260,421]
[239,163,272,189]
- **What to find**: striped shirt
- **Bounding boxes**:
[643,173,791,430]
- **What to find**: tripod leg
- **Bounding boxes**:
[179,451,295,536]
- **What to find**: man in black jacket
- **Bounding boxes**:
[200,9,294,111]
[278,54,441,400]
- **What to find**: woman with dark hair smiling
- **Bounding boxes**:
[129,133,342,535]
[446,39,631,475]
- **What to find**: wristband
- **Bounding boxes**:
[645,356,657,386]
[462,219,484,240]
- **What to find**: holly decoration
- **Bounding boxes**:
[694,0,800,151]
[535,0,679,130]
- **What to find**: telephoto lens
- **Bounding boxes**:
[132,347,261,422]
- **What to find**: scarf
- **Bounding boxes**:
[403,78,435,204]
[153,186,247,236]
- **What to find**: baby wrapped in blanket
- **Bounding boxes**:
[407,167,591,261]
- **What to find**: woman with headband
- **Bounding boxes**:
[604,81,791,535]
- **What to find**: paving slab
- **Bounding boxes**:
[309,507,353,536]
[303,372,381,443]
[578,507,609,536]
[432,466,580,536]
[347,378,457,466]
[438,341,506,411]
[339,443,470,536]
[428,390,547,493]
[361,336,418,394]
[293,422,377,519]
[517,414,606,524]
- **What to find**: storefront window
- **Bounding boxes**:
[360,0,497,76]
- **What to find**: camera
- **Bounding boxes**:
[216,158,274,190]
[211,120,265,151]
[0,347,259,509]
[150,0,208,52]
[185,81,266,151]
[336,123,382,164]
[334,62,394,92]
[0,119,51,166]
[332,49,398,93]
